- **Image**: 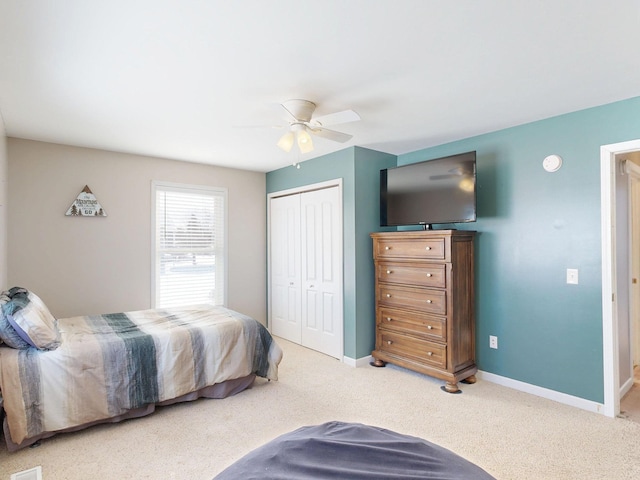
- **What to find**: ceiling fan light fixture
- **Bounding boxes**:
[277,131,295,152]
[273,99,359,155]
[296,128,314,153]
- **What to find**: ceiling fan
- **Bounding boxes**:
[275,99,360,154]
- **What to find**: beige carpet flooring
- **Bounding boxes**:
[2,338,640,480]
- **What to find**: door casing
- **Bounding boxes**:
[600,139,640,417]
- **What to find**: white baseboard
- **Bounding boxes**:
[620,376,634,397]
[344,358,605,415]
[344,355,373,368]
[478,370,605,415]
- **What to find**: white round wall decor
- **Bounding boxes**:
[543,154,562,172]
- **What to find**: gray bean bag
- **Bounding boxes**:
[214,421,495,479]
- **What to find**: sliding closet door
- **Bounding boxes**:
[270,193,302,343]
[300,187,343,359]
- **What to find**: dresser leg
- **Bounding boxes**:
[461,375,477,384]
[441,382,461,394]
[370,358,386,367]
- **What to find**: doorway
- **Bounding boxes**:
[267,179,344,360]
[622,166,640,422]
[600,139,640,417]
[632,175,640,373]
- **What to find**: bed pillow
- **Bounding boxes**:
[0,314,32,349]
[1,287,61,350]
[0,290,31,349]
[0,292,4,345]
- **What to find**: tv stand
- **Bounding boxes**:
[370,230,477,393]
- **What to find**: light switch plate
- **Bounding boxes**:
[567,268,579,285]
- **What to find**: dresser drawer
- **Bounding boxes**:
[375,238,445,260]
[377,330,446,369]
[377,262,446,288]
[378,284,446,315]
[377,307,446,341]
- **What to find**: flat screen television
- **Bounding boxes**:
[380,151,476,229]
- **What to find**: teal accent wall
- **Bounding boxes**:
[353,148,397,356]
[267,96,640,403]
[266,147,396,359]
[398,96,640,402]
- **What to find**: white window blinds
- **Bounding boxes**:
[152,182,227,308]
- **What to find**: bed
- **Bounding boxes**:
[214,421,496,479]
[0,287,283,452]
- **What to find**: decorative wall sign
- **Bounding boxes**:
[66,185,107,217]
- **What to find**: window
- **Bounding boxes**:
[152,181,227,308]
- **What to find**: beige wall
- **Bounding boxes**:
[7,138,267,321]
[0,123,6,290]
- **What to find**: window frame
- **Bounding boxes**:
[151,180,228,309]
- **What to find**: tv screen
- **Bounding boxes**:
[380,151,476,228]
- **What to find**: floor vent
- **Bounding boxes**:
[11,466,42,480]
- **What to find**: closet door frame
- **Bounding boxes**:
[267,178,344,360]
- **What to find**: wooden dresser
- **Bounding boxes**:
[370,230,477,393]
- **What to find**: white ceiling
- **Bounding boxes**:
[1,1,639,173]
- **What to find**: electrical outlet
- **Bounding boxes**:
[489,335,498,349]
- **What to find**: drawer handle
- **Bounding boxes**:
[386,270,392,274]
[426,299,432,304]
[386,294,392,298]
[385,246,391,250]
[426,273,432,277]
[427,351,433,356]
[427,325,433,330]
[425,246,431,251]
[387,340,393,345]
[386,317,392,322]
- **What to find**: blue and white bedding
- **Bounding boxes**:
[0,293,282,451]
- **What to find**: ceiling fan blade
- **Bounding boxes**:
[311,109,360,127]
[308,126,353,143]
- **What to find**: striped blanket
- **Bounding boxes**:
[0,305,282,450]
